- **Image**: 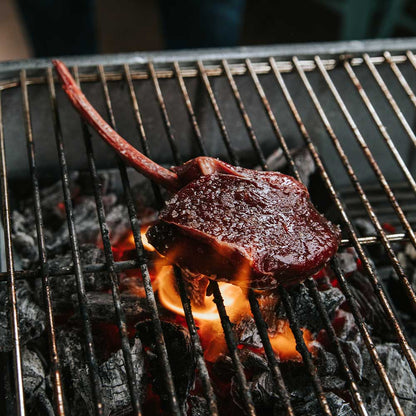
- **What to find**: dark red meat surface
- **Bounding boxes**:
[147,158,340,290]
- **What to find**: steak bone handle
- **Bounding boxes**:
[52,59,181,192]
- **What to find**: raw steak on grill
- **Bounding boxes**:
[53,60,340,289]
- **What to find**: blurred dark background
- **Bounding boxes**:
[1,0,416,61]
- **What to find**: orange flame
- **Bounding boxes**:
[130,229,317,363]
[269,321,314,362]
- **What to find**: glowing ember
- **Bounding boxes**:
[269,321,314,362]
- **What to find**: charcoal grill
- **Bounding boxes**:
[1,38,416,416]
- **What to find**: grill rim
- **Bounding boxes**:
[1,37,416,75]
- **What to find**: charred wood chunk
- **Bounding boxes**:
[187,395,211,416]
[58,329,145,416]
[0,281,45,352]
[234,316,263,350]
[135,320,195,411]
[276,284,345,334]
[360,343,416,416]
[346,271,394,340]
[68,292,150,323]
[22,347,54,416]
[41,244,110,304]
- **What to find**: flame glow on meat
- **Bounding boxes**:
[115,229,316,363]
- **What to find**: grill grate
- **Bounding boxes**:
[1,44,416,416]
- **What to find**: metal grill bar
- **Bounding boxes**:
[312,57,416,310]
[247,291,295,416]
[0,53,412,93]
[0,229,409,282]
[289,57,410,414]
[20,70,65,416]
[73,66,143,416]
[148,61,182,165]
[197,61,239,164]
[173,267,219,415]
[271,55,408,414]
[245,57,368,416]
[384,51,416,109]
[211,283,256,416]
[363,54,416,148]
[95,65,181,415]
[46,68,104,416]
[0,93,26,416]
[279,287,332,415]
[222,59,268,170]
[343,60,416,194]
[173,61,207,156]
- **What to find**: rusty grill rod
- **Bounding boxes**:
[288,57,409,414]
[46,67,104,416]
[95,65,181,415]
[343,60,416,194]
[404,51,416,101]
[315,56,416,253]
[20,70,66,416]
[222,59,268,170]
[147,62,257,416]
[74,66,143,416]
[384,52,416,109]
[363,53,416,148]
[0,93,26,416]
[312,57,416,311]
[148,61,182,165]
[173,61,207,156]
[0,230,409,282]
[124,63,219,415]
[197,60,239,164]
[246,58,368,416]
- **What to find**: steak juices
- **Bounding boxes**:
[53,59,340,290]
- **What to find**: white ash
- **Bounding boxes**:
[0,281,45,352]
[360,343,416,415]
[22,347,54,416]
[276,283,346,333]
[58,329,145,416]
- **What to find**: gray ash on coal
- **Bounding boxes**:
[276,282,345,333]
[58,329,146,416]
[360,343,416,415]
[0,281,45,352]
[136,320,196,412]
[11,170,158,266]
[22,347,54,416]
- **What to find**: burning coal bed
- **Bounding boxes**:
[6,149,416,416]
